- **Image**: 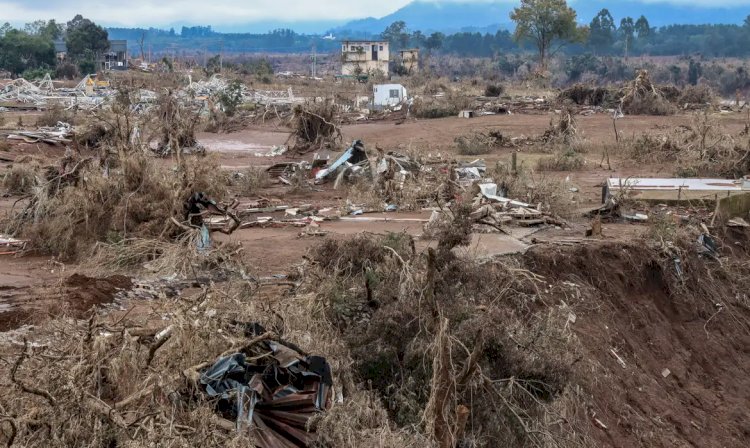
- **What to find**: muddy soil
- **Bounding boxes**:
[0,267,132,331]
[526,241,750,448]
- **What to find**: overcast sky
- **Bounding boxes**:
[1,0,748,28]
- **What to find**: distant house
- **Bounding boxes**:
[341,40,389,77]
[101,40,128,71]
[51,39,129,71]
[399,49,420,74]
[54,39,68,62]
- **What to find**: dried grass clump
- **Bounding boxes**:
[623,112,750,176]
[231,167,269,196]
[454,131,509,156]
[5,153,228,260]
[290,101,342,153]
[412,91,470,119]
[542,108,578,144]
[85,233,243,277]
[678,84,715,106]
[2,161,40,195]
[306,222,589,448]
[35,104,76,127]
[536,148,585,171]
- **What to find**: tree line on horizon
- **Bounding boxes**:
[4,0,750,79]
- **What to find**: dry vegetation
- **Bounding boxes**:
[2,54,750,448]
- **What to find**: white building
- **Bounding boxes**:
[341,40,389,77]
[373,84,407,108]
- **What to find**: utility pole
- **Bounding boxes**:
[219,40,224,72]
[311,43,317,78]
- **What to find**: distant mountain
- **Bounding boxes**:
[332,1,513,35]
[334,0,750,36]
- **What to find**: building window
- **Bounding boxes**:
[350,46,355,51]
[389,89,400,99]
[379,45,384,51]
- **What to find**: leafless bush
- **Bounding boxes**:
[307,225,589,448]
[151,91,204,159]
[5,153,228,260]
[2,161,40,195]
[490,162,574,218]
[35,105,76,127]
[231,167,269,196]
[678,84,715,105]
[290,101,342,153]
[536,148,585,171]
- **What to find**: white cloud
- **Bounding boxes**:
[0,0,748,28]
[0,0,413,26]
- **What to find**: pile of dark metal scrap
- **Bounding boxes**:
[195,325,332,447]
[5,122,73,145]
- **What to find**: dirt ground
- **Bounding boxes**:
[1,110,730,298]
[1,107,749,447]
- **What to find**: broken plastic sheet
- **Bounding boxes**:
[479,183,531,208]
[315,140,367,181]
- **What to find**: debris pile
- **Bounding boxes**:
[4,122,73,145]
[193,325,332,446]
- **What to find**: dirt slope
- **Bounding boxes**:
[526,241,750,447]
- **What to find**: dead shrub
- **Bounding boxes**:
[5,153,228,260]
[306,220,588,447]
[150,90,204,158]
[490,162,574,218]
[35,104,76,127]
[231,166,269,196]
[536,148,585,171]
[290,101,342,153]
[558,84,615,106]
[454,132,498,155]
[2,161,40,195]
[542,108,578,144]
[678,84,715,105]
[623,112,750,176]
[484,84,505,97]
[412,97,459,119]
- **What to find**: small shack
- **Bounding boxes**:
[373,84,407,108]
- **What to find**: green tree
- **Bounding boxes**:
[25,20,63,40]
[510,0,587,69]
[65,15,109,67]
[635,15,651,39]
[0,29,55,77]
[688,59,702,85]
[382,21,410,50]
[425,32,445,52]
[620,17,635,59]
[411,30,425,48]
[589,9,616,54]
[0,22,12,37]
